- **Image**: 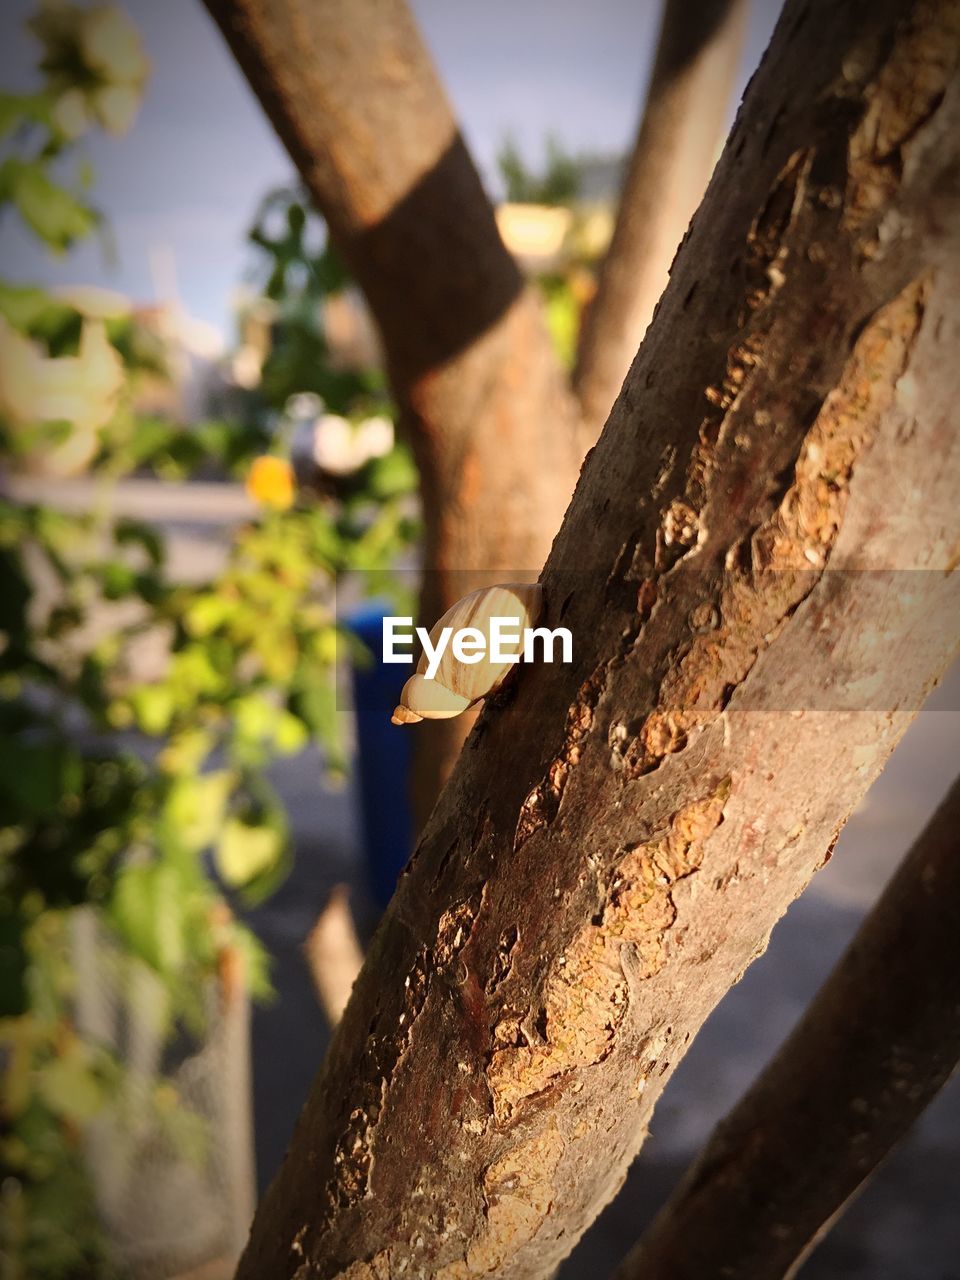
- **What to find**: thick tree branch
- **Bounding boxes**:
[614,772,960,1280]
[234,2,960,1275]
[202,0,580,570]
[573,0,748,435]
[203,0,583,823]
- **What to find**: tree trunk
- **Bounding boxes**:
[202,0,583,825]
[614,773,960,1280]
[233,1,960,1275]
[573,0,749,435]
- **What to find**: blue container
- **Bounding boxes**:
[347,602,413,908]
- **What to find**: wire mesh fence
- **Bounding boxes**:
[72,909,255,1279]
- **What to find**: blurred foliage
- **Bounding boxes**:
[539,272,582,370]
[234,181,419,586]
[0,7,417,1277]
[246,187,385,414]
[497,133,581,206]
[495,137,593,369]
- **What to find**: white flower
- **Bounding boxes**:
[312,413,356,475]
[31,4,149,139]
[90,82,142,136]
[53,284,131,320]
[231,344,263,390]
[357,414,394,461]
[51,88,89,140]
[79,6,149,89]
[312,413,395,476]
[284,391,324,422]
[0,314,124,475]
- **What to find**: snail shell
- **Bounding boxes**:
[390,583,543,725]
[391,674,472,724]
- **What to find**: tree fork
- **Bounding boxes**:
[614,773,960,1280]
[204,0,754,828]
[202,0,583,826]
[236,0,960,1274]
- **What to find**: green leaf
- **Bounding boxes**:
[109,860,186,974]
[3,159,97,250]
[0,282,70,332]
[216,817,284,889]
[0,545,31,642]
[36,1042,104,1123]
[98,558,138,600]
[156,728,213,776]
[363,445,418,500]
[129,684,175,735]
[290,678,346,774]
[0,910,28,1016]
[184,592,233,637]
[162,771,233,853]
[113,516,164,566]
[274,708,308,755]
[228,922,273,1001]
[0,738,79,819]
[8,1097,111,1275]
[0,91,50,139]
[230,693,308,760]
[113,415,177,469]
[154,1091,209,1165]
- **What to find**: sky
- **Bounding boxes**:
[0,0,782,345]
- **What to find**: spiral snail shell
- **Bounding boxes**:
[390,583,543,725]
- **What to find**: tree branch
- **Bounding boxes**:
[203,0,583,823]
[232,2,960,1274]
[573,0,748,436]
[614,772,960,1280]
[202,0,580,573]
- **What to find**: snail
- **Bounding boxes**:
[391,583,544,725]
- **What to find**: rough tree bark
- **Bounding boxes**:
[203,0,746,830]
[573,0,749,435]
[614,772,960,1279]
[233,1,960,1274]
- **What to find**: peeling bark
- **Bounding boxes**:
[574,0,749,436]
[234,2,960,1276]
[614,773,960,1280]
[488,784,730,1125]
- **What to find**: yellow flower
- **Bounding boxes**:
[246,456,295,510]
[311,412,395,476]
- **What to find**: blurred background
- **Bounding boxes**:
[0,2,957,1277]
